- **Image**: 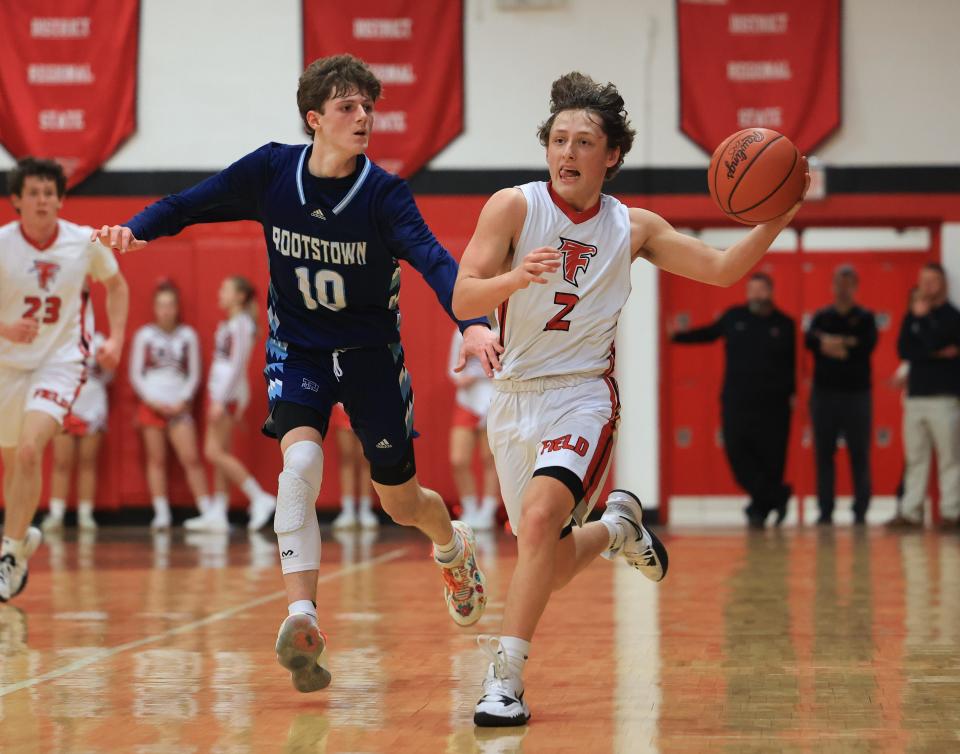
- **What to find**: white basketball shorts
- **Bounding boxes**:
[0,361,84,446]
[487,374,620,536]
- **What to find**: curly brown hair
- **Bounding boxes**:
[297,54,382,138]
[537,72,635,180]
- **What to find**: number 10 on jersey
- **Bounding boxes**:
[295,267,347,311]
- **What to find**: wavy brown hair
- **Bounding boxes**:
[297,54,382,138]
[537,72,635,180]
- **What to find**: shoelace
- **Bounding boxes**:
[477,635,511,692]
[443,561,474,603]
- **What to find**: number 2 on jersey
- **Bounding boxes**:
[23,296,61,324]
[295,267,347,311]
[544,292,580,332]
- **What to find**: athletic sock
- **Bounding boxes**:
[241,476,265,502]
[77,500,94,517]
[601,517,625,553]
[340,495,356,515]
[48,498,66,519]
[480,495,498,514]
[152,496,171,515]
[434,528,464,565]
[358,495,373,513]
[498,636,530,680]
[198,495,215,516]
[288,599,318,620]
[1,537,26,562]
[460,494,478,518]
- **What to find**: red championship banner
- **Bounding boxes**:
[677,0,841,155]
[0,1,139,188]
[303,0,463,177]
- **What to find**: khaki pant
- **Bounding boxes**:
[902,396,960,521]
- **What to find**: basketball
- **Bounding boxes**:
[707,128,806,225]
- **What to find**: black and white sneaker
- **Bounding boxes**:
[474,638,531,728]
[600,490,668,582]
[0,527,43,602]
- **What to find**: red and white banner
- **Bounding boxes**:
[303,0,463,178]
[0,1,139,189]
[677,0,840,155]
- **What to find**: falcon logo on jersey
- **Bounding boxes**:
[559,238,597,287]
[30,260,61,291]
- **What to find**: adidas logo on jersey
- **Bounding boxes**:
[376,438,393,449]
[310,208,326,220]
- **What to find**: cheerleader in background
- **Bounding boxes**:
[448,325,501,530]
[129,280,210,529]
[42,293,112,532]
[331,402,378,530]
[186,275,276,532]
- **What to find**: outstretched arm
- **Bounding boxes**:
[453,188,560,320]
[633,172,808,287]
[92,144,270,252]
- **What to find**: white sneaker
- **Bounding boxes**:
[332,508,357,530]
[474,637,531,727]
[471,505,497,532]
[275,613,331,693]
[77,508,98,531]
[357,507,379,530]
[600,489,668,582]
[184,507,230,533]
[150,508,172,530]
[0,527,43,602]
[248,494,276,532]
[40,513,64,532]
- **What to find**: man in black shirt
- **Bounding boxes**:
[805,265,877,525]
[889,262,960,528]
[672,272,796,528]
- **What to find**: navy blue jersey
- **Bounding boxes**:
[126,143,485,350]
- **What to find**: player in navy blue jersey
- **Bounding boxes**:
[93,55,498,693]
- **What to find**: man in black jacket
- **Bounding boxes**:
[889,262,960,528]
[805,265,877,525]
[672,272,796,528]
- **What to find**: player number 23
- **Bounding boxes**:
[23,295,61,324]
[294,267,347,312]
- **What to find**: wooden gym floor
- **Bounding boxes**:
[1,524,959,754]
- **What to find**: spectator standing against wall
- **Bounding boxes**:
[805,265,877,525]
[671,272,796,528]
[888,263,960,528]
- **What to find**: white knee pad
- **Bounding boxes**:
[275,441,324,574]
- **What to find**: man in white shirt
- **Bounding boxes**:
[0,157,129,601]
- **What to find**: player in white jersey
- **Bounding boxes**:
[42,300,113,532]
[453,72,808,726]
[0,158,129,601]
[185,275,277,533]
[447,326,501,530]
[129,280,210,529]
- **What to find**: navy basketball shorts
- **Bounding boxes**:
[262,340,416,485]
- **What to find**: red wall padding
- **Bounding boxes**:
[0,195,489,510]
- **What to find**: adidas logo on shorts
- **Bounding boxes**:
[376,438,392,449]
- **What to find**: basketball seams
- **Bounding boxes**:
[726,134,783,216]
[731,147,800,222]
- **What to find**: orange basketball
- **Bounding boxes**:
[707,128,806,225]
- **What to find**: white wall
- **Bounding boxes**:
[2,0,959,170]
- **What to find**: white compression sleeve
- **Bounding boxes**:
[275,440,324,574]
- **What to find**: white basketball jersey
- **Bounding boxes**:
[128,323,201,405]
[0,220,118,370]
[496,182,632,381]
